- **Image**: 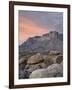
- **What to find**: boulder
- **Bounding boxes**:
[56,55,63,64]
[29,69,48,78]
[27,53,44,64]
[43,54,57,66]
[19,63,25,70]
[29,63,63,78]
[19,70,24,79]
[25,62,47,74]
[19,57,27,64]
[19,70,29,79]
[47,63,63,77]
[43,56,54,67]
[43,54,63,65]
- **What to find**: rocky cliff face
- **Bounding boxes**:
[19,31,63,53]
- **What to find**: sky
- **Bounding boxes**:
[19,10,63,45]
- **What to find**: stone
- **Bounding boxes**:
[29,69,48,78]
[47,63,63,77]
[43,56,54,67]
[43,54,57,66]
[19,57,27,64]
[25,62,47,74]
[19,63,25,70]
[27,53,44,64]
[29,63,63,78]
[56,55,63,64]
[19,69,30,79]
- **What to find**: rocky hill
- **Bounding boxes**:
[19,31,63,79]
[19,31,63,54]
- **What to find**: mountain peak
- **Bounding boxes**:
[43,31,58,39]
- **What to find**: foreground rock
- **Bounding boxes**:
[19,52,63,79]
[43,54,63,65]
[43,55,54,66]
[27,53,44,64]
[25,62,47,74]
[19,69,29,79]
[56,55,63,64]
[19,57,27,64]
[29,69,48,78]
[29,63,63,78]
[47,63,63,77]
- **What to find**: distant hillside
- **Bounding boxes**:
[19,31,63,54]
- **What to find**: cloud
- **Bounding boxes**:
[19,16,49,44]
[19,11,63,33]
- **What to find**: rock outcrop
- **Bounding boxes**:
[27,53,44,64]
[29,69,48,78]
[47,63,63,77]
[29,63,63,78]
[56,55,63,64]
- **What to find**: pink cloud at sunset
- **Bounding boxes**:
[19,16,49,44]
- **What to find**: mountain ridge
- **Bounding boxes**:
[19,31,63,53]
